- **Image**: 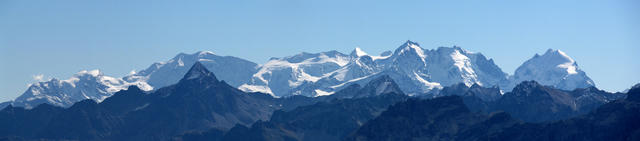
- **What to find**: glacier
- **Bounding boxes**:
[2,41,597,108]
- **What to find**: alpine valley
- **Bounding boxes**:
[1,41,637,141]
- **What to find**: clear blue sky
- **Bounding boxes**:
[1,0,638,102]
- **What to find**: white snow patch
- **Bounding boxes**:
[370,55,391,61]
[450,50,478,85]
[238,84,275,96]
[354,47,368,57]
[413,72,442,89]
[314,89,333,96]
[330,74,375,89]
[330,68,350,81]
[198,51,215,56]
[557,63,578,74]
[177,57,185,66]
[399,43,427,63]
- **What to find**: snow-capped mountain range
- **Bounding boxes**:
[1,40,595,108]
[10,70,152,108]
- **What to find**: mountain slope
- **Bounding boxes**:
[494,81,624,122]
[125,51,258,89]
[347,96,519,141]
[0,62,303,141]
[10,70,151,109]
[492,83,640,141]
[270,40,510,97]
[507,49,594,91]
[3,51,257,109]
[176,75,408,141]
[239,51,350,96]
[347,84,639,141]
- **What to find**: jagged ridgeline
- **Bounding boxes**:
[3,41,595,110]
[1,62,637,141]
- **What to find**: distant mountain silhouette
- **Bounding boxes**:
[0,62,634,141]
[347,84,640,141]
[175,76,408,141]
[437,81,625,122]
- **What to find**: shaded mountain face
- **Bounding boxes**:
[175,77,409,141]
[217,94,407,141]
[494,81,625,122]
[346,96,521,141]
[0,62,300,141]
[491,83,640,141]
[507,49,594,91]
[436,83,502,102]
[175,82,636,141]
[431,81,624,123]
[323,75,404,99]
[0,104,65,139]
[348,85,640,141]
[0,102,8,110]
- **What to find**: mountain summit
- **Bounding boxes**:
[507,49,594,91]
[125,51,257,89]
[181,61,218,82]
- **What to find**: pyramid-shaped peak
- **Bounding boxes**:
[512,80,543,91]
[393,40,427,62]
[363,75,404,95]
[397,40,422,50]
[182,62,218,81]
[403,40,420,46]
[522,49,577,69]
[350,47,368,57]
[541,49,574,62]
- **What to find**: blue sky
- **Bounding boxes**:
[0,0,638,102]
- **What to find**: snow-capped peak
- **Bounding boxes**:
[197,51,215,56]
[509,48,594,91]
[76,69,102,77]
[542,49,578,74]
[542,49,574,61]
[351,47,368,57]
[535,49,578,74]
[394,40,427,63]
